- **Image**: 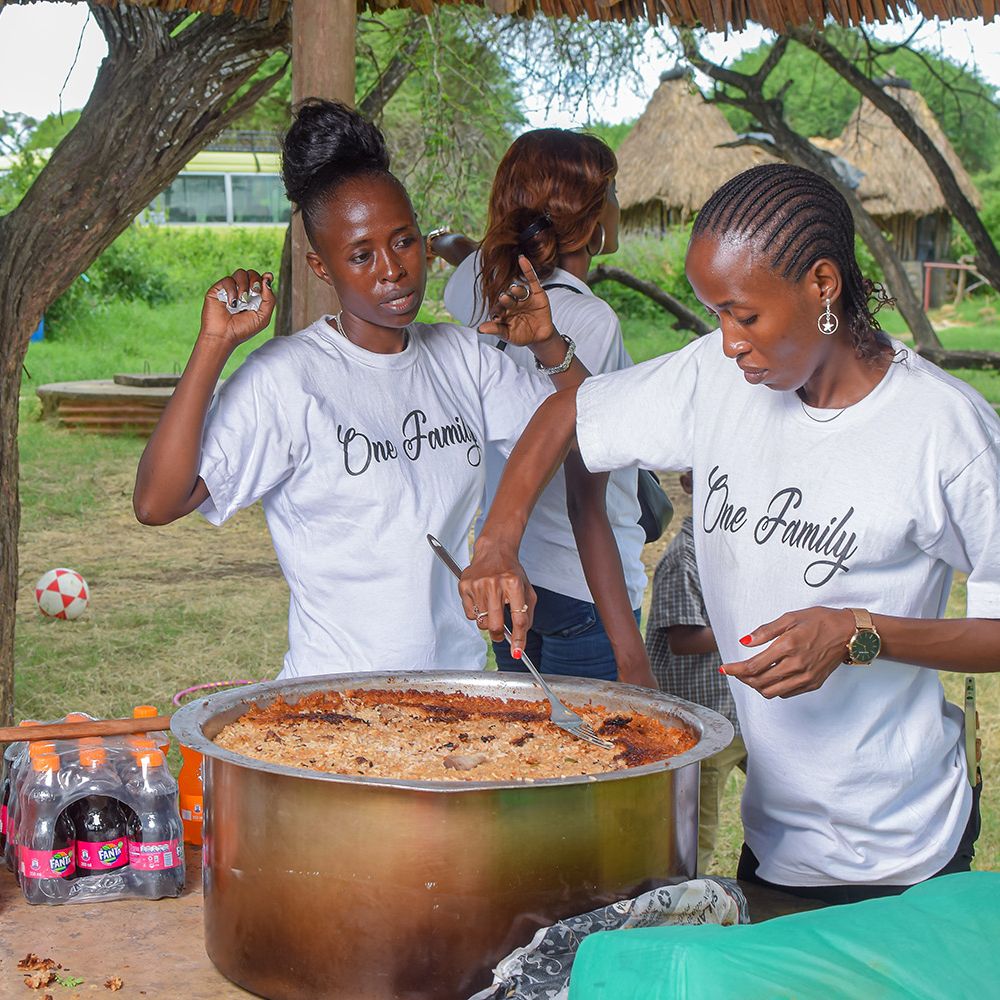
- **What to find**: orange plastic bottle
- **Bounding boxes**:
[177,745,204,846]
[133,705,170,756]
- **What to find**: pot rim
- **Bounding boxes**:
[171,670,734,792]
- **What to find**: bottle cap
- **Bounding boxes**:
[79,746,107,768]
[17,719,39,727]
[132,705,159,719]
[28,740,56,757]
[32,754,59,772]
[64,712,91,722]
[128,736,157,750]
[134,749,165,767]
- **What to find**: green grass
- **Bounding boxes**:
[24,300,265,388]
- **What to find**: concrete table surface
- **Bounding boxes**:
[0,846,250,999]
[0,849,820,999]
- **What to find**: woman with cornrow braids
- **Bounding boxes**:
[461,162,1000,902]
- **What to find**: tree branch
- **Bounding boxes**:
[682,33,942,352]
[586,264,712,337]
[788,24,1000,293]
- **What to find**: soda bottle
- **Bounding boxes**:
[125,748,184,898]
[2,721,39,862]
[17,753,76,902]
[72,746,129,877]
[178,744,204,846]
[132,705,170,756]
[5,739,55,873]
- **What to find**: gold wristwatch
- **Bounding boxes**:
[844,608,881,665]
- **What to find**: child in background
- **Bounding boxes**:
[645,471,747,873]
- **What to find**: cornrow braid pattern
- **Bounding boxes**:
[693,164,892,360]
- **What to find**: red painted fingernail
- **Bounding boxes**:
[512,648,522,659]
[718,666,726,675]
[739,634,753,646]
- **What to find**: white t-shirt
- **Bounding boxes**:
[197,318,548,679]
[444,253,646,608]
[577,331,1000,886]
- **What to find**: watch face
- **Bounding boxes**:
[851,631,881,663]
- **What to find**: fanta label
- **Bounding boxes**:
[129,839,182,871]
[179,794,204,823]
[77,837,128,870]
[19,845,76,879]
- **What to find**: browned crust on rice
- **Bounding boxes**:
[213,689,697,782]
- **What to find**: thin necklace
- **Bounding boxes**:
[332,312,409,349]
[799,397,847,423]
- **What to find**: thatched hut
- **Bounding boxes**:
[823,79,982,264]
[616,69,778,233]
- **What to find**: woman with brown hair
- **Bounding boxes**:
[429,129,653,687]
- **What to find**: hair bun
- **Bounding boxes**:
[281,98,391,208]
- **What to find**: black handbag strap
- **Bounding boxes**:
[494,281,583,351]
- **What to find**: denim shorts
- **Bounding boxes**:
[493,584,642,682]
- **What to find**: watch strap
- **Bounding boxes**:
[850,608,874,631]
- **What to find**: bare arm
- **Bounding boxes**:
[565,453,656,688]
[428,232,478,268]
[460,386,580,649]
[133,268,276,525]
[667,625,718,657]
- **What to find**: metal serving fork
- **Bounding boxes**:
[427,535,616,750]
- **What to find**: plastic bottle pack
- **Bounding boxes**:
[4,713,185,905]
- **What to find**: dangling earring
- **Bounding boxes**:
[589,223,606,257]
[818,297,839,335]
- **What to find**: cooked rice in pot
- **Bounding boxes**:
[213,689,698,781]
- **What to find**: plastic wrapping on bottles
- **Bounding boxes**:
[4,713,185,905]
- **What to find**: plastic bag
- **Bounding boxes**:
[3,713,185,905]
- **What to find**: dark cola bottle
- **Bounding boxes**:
[17,752,76,902]
[72,745,129,877]
[124,747,184,899]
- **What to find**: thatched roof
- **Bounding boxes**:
[822,82,982,217]
[2,0,993,31]
[616,72,778,223]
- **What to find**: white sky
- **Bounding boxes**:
[0,3,998,129]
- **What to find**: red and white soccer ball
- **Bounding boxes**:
[34,568,90,620]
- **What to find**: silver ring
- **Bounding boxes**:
[475,610,488,624]
[513,604,529,614]
[508,280,531,303]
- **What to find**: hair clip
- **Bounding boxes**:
[517,213,553,245]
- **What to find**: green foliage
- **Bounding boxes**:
[24,110,82,150]
[0,147,45,215]
[45,227,285,337]
[719,27,1000,173]
[586,119,635,152]
[596,230,704,326]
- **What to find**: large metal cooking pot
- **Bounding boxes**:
[172,671,733,1000]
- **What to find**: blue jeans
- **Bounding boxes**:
[493,585,642,682]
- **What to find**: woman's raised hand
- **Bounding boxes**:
[200,269,276,348]
[478,256,557,349]
[722,606,856,699]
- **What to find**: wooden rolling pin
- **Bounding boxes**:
[0,715,173,744]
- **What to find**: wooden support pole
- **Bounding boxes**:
[290,0,356,333]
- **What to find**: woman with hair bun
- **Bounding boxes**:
[133,99,598,681]
[462,162,1000,898]
[429,129,653,687]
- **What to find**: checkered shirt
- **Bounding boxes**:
[646,517,740,734]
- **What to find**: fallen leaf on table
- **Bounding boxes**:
[17,955,59,972]
[23,970,57,989]
[104,978,124,992]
